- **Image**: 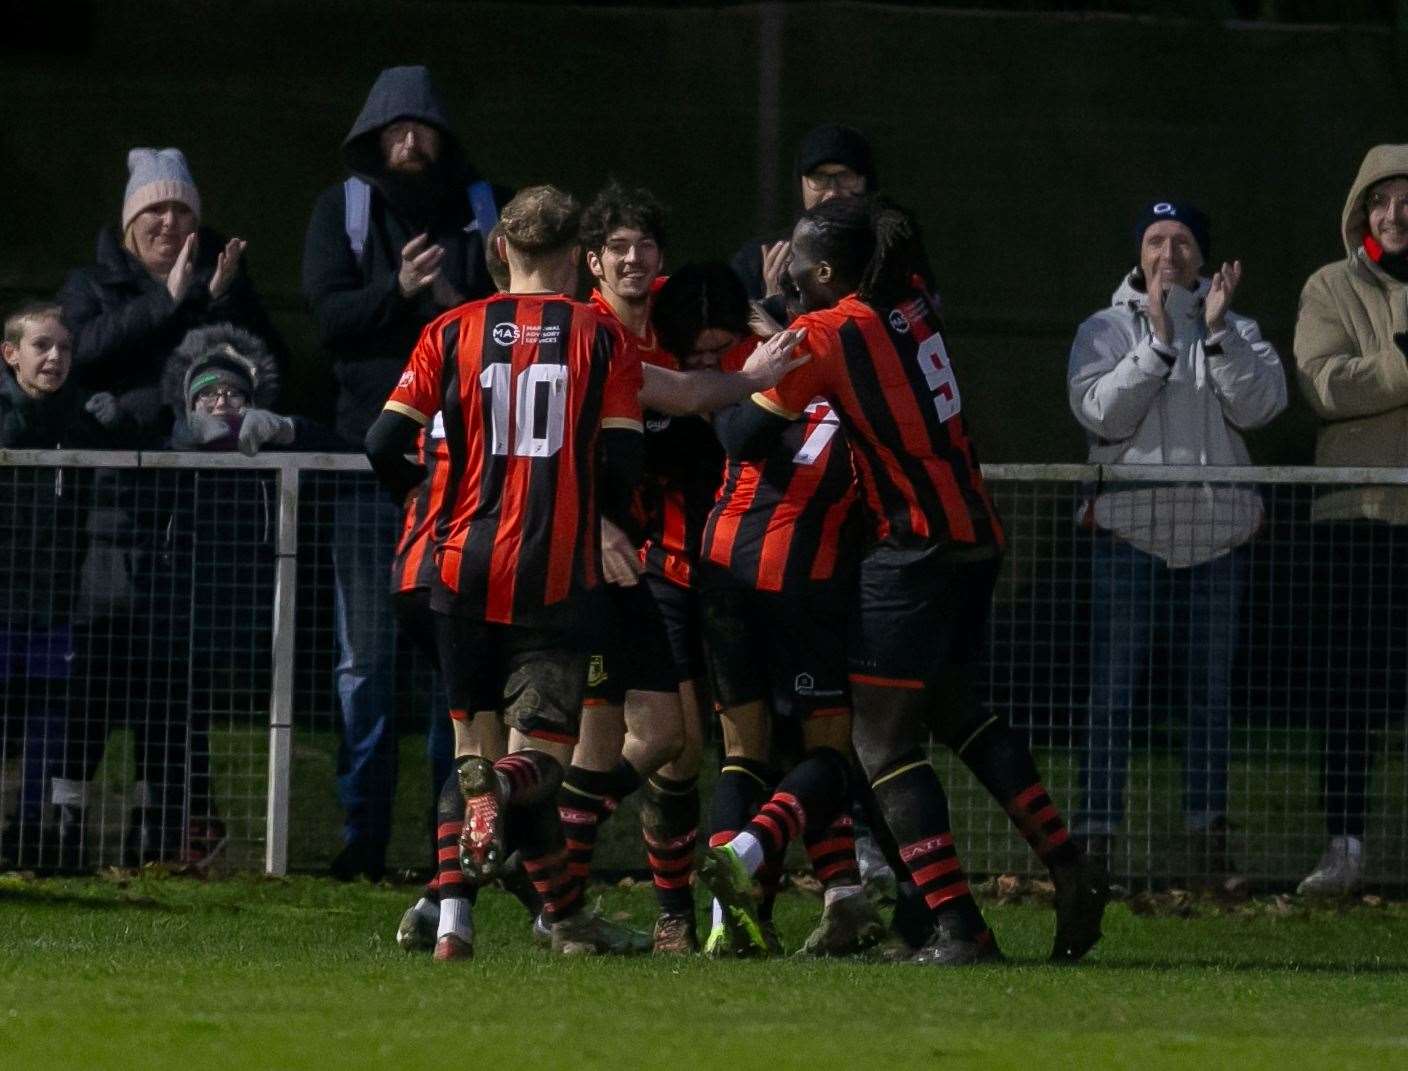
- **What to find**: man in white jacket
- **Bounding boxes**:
[1067,201,1287,882]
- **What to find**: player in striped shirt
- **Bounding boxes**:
[367,185,649,959]
[711,196,1108,965]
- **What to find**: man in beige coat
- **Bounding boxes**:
[1293,143,1408,895]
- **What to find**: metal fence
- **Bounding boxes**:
[2,451,1405,890]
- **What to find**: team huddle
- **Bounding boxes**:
[363,174,1109,964]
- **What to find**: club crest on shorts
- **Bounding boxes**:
[587,654,608,688]
[794,671,816,695]
[492,322,521,346]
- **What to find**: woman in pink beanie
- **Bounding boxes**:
[57,147,288,445]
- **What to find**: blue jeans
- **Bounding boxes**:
[1076,535,1247,837]
[332,491,452,849]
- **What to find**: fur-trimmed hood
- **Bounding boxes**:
[162,323,280,415]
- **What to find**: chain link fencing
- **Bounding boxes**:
[1,452,1403,890]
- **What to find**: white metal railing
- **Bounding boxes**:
[2,451,1405,881]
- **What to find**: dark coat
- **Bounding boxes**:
[0,371,116,626]
[301,65,509,446]
[57,225,288,446]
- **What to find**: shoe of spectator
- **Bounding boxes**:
[397,902,438,953]
[329,839,387,883]
[1050,849,1110,963]
[183,818,229,873]
[697,845,770,957]
[550,904,652,956]
[909,924,1002,967]
[652,911,699,955]
[432,933,474,962]
[456,757,507,883]
[798,889,887,957]
[1296,836,1364,898]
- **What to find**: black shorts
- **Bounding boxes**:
[699,566,850,721]
[642,568,705,683]
[582,581,683,706]
[433,610,588,744]
[848,545,1000,687]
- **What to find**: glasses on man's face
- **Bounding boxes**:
[1368,191,1408,215]
[803,169,864,194]
[196,386,248,406]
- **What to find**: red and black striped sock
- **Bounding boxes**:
[711,757,773,841]
[958,721,1078,869]
[641,774,699,917]
[521,847,581,925]
[493,750,564,807]
[745,747,850,866]
[804,813,861,890]
[871,751,988,941]
[1004,783,1077,869]
[558,765,622,888]
[434,771,478,903]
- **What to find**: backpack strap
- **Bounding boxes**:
[467,179,499,237]
[343,176,372,260]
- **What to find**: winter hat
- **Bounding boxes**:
[164,324,280,415]
[187,360,253,408]
[122,148,202,233]
[794,123,878,188]
[1135,200,1210,264]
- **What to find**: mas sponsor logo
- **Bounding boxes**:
[888,308,910,334]
[793,672,843,699]
[493,321,563,348]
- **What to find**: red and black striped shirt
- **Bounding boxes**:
[703,348,858,591]
[588,285,720,590]
[391,418,451,595]
[385,294,643,625]
[756,291,1002,551]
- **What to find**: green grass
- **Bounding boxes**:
[2,875,1406,1070]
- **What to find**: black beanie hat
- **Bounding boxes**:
[1135,200,1211,263]
[794,123,878,188]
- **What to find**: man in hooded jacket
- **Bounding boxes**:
[1293,145,1408,896]
[301,65,512,879]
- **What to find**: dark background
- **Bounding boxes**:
[4,0,1407,463]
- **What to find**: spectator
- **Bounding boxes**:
[301,65,508,880]
[730,123,877,305]
[58,148,287,446]
[1293,145,1408,895]
[0,303,117,867]
[1067,201,1286,882]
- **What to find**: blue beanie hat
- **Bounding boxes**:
[1135,200,1210,263]
[122,148,202,232]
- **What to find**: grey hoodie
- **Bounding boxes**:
[1067,272,1287,566]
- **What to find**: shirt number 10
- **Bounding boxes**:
[478,363,568,457]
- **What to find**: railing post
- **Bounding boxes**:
[265,459,301,876]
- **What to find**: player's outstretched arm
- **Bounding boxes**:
[365,409,428,499]
[714,396,796,462]
[639,328,809,416]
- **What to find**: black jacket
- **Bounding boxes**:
[0,371,117,626]
[57,226,288,446]
[301,65,509,446]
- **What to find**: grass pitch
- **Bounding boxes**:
[2,873,1406,1071]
